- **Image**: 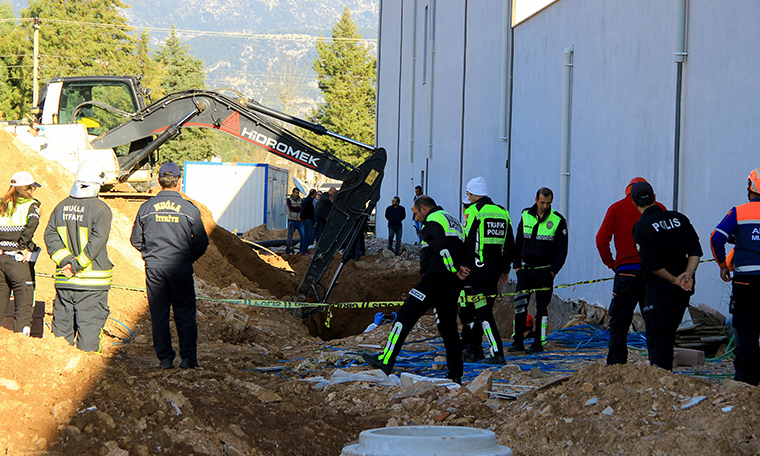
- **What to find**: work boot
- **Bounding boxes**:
[362,353,393,376]
[525,343,544,354]
[485,354,507,365]
[179,358,199,369]
[160,358,174,370]
[506,342,525,353]
[462,349,485,363]
[451,377,462,385]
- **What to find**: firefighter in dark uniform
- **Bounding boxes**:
[131,163,209,369]
[510,187,568,354]
[363,195,470,383]
[710,167,760,385]
[0,171,41,336]
[45,161,113,352]
[631,181,702,371]
[460,177,514,365]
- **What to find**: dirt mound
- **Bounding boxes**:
[241,224,289,241]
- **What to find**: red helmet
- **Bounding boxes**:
[748,168,760,194]
[526,313,535,329]
[626,177,647,196]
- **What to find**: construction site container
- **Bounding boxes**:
[183,161,288,233]
[341,426,512,456]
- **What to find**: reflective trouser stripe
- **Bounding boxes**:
[482,321,497,356]
[380,322,403,364]
[541,316,548,346]
[512,293,529,338]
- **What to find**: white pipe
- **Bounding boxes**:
[408,0,418,163]
[499,0,512,142]
[560,45,574,223]
[674,0,688,63]
[425,0,436,159]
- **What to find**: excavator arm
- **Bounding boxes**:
[92,89,385,305]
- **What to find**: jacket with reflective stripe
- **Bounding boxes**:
[711,198,760,273]
[420,206,467,278]
[513,204,568,275]
[44,196,113,290]
[463,197,514,276]
[0,198,40,251]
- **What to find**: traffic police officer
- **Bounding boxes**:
[131,162,209,369]
[460,177,513,365]
[511,187,568,354]
[710,168,760,385]
[45,161,113,352]
[631,181,702,371]
[363,195,470,383]
[0,171,41,335]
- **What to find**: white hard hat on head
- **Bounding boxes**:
[75,160,106,186]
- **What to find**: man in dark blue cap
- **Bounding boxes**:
[130,162,209,369]
[631,181,702,370]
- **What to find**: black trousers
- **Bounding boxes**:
[607,269,646,365]
[51,288,110,353]
[0,255,34,332]
[462,274,504,357]
[146,265,198,363]
[642,280,689,371]
[513,268,554,346]
[378,275,463,379]
[731,274,760,386]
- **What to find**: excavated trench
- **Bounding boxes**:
[197,223,421,340]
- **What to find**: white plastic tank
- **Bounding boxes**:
[341,426,512,456]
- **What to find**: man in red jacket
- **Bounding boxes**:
[596,177,665,365]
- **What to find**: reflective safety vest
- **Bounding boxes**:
[733,201,760,273]
[424,210,465,242]
[424,210,464,274]
[521,209,561,241]
[465,203,510,264]
[0,199,38,250]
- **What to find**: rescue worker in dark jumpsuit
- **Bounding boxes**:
[631,181,702,371]
[459,177,513,365]
[0,171,42,335]
[45,161,113,353]
[510,187,568,354]
[131,162,209,369]
[710,167,760,385]
[363,195,471,383]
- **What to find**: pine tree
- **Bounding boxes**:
[0,0,146,118]
[133,30,165,101]
[151,27,213,165]
[0,1,17,119]
[21,0,138,78]
[310,6,376,166]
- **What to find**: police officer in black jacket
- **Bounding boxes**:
[131,163,209,369]
[510,187,568,354]
[631,181,702,371]
[363,196,471,383]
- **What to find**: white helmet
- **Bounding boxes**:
[75,160,106,185]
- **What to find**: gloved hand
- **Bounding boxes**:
[373,312,385,326]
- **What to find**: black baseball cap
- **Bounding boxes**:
[630,181,654,206]
[159,162,181,177]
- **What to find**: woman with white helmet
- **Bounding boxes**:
[0,171,42,336]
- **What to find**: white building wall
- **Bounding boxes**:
[377,0,760,315]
